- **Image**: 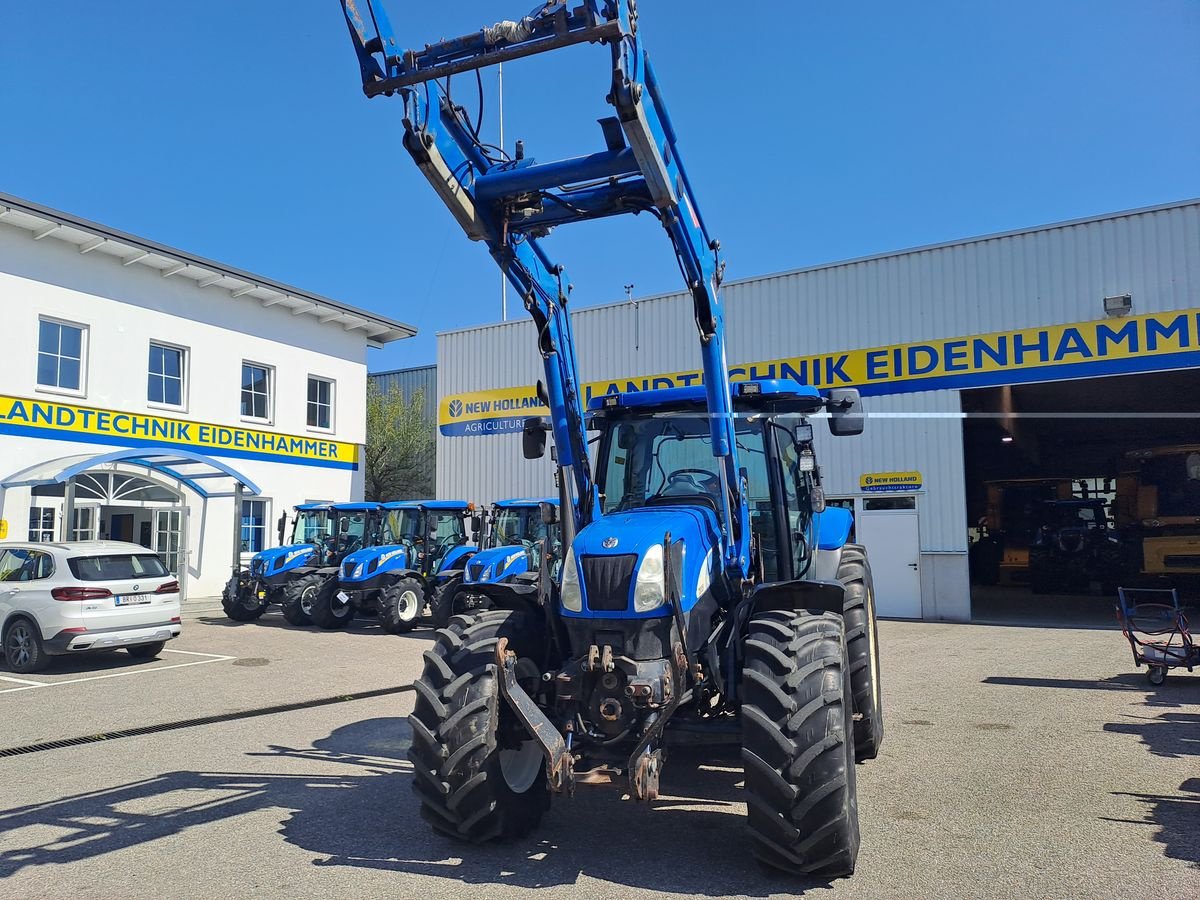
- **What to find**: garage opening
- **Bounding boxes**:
[962,368,1200,624]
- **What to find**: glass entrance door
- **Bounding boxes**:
[153,507,189,599]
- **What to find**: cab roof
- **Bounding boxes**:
[332,502,382,512]
[295,503,332,512]
[586,378,823,414]
[494,498,558,508]
[380,499,470,511]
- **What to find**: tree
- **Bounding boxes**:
[364,383,434,501]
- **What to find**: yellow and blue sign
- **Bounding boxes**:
[0,395,359,469]
[439,309,1200,437]
[860,471,923,493]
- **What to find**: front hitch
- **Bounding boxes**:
[495,637,575,794]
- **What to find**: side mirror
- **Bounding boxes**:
[617,424,638,450]
[539,502,558,525]
[339,517,351,534]
[471,514,483,537]
[277,513,287,545]
[811,484,827,514]
[828,388,864,437]
[523,417,548,460]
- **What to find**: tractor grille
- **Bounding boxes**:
[580,554,637,611]
[469,560,487,581]
[343,559,356,578]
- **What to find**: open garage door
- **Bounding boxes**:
[962,369,1200,624]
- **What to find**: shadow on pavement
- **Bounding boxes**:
[0,717,823,895]
[195,616,440,645]
[2,649,162,678]
[1103,713,1200,867]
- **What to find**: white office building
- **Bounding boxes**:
[0,193,413,599]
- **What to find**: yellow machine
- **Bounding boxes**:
[1116,445,1200,576]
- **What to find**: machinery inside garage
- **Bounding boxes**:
[963,367,1200,621]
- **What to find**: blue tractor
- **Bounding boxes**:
[319,500,479,632]
[452,498,561,617]
[337,1,883,877]
[222,502,382,626]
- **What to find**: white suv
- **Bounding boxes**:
[1,541,182,674]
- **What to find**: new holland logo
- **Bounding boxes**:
[448,399,464,418]
[602,537,619,549]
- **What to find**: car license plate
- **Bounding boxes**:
[337,591,350,603]
[115,594,152,606]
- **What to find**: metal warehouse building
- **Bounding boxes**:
[0,193,413,599]
[433,199,1200,622]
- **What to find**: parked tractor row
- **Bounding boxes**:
[221,498,561,633]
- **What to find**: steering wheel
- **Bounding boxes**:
[664,468,721,494]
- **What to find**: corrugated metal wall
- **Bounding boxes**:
[438,200,1200,553]
[370,364,437,496]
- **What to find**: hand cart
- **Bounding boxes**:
[1115,587,1197,685]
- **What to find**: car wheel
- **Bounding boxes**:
[127,641,167,659]
[4,617,50,674]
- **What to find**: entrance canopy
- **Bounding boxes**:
[3,447,261,499]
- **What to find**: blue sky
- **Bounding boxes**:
[2,1,1197,372]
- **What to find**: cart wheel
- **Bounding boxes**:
[1147,666,1167,687]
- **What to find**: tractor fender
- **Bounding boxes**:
[749,579,847,617]
[439,544,477,572]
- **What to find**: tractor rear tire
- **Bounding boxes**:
[408,609,549,842]
[310,578,354,630]
[281,574,321,626]
[429,575,462,630]
[379,578,424,635]
[221,574,267,622]
[838,545,884,761]
[742,609,860,878]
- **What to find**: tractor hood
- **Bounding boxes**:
[339,543,412,583]
[466,545,531,584]
[251,543,316,576]
[567,505,721,617]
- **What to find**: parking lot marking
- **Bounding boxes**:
[0,675,49,687]
[0,653,236,694]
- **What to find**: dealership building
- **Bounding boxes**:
[430,199,1200,621]
[0,193,413,599]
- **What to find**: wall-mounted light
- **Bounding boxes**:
[1000,433,1014,444]
[1103,293,1132,318]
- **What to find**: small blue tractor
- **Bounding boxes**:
[336,1,883,877]
[320,500,479,631]
[222,502,381,626]
[452,498,561,617]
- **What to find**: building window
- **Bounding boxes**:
[37,317,86,393]
[28,506,56,542]
[307,376,334,430]
[240,499,270,553]
[240,362,272,420]
[148,342,186,408]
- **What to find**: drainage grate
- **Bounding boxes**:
[0,684,414,758]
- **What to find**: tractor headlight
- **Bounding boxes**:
[634,543,665,612]
[561,551,582,612]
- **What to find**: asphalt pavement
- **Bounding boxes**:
[0,610,1196,899]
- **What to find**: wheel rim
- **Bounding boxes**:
[7,624,32,667]
[396,589,420,623]
[241,590,261,611]
[499,739,542,793]
[300,586,317,616]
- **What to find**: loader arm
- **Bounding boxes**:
[337,1,750,579]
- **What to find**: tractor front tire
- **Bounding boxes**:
[379,578,424,635]
[310,578,354,630]
[221,574,267,622]
[429,575,463,630]
[408,609,549,842]
[839,545,884,760]
[742,610,860,878]
[281,574,322,626]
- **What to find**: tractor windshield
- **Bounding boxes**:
[491,507,545,548]
[382,509,422,545]
[291,510,332,545]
